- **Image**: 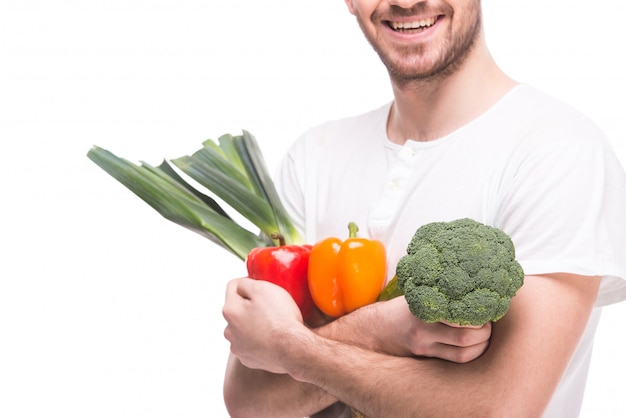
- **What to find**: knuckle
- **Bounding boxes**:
[454,329,474,347]
[222,306,232,320]
[453,325,490,347]
[453,350,474,364]
[223,327,233,344]
[452,346,480,364]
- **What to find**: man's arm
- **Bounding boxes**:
[224,273,598,417]
[224,287,492,417]
[224,354,338,418]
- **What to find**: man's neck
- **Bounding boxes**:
[386,39,517,144]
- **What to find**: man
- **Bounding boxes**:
[222,1,626,417]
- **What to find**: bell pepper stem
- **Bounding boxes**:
[271,233,286,247]
[348,222,359,238]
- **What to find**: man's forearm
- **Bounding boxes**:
[224,353,338,418]
[276,275,599,418]
[283,330,485,418]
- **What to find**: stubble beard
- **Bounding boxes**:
[357,4,483,88]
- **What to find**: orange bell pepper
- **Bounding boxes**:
[308,222,387,317]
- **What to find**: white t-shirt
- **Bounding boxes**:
[276,84,626,416]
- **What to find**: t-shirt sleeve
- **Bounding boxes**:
[495,120,626,306]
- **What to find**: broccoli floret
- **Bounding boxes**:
[394,218,524,326]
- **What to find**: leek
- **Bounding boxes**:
[87,131,303,261]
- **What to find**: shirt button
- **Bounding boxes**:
[389,179,400,191]
[403,148,415,157]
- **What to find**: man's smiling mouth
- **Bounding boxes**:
[388,17,437,33]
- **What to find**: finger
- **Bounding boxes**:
[238,276,294,302]
[425,321,492,348]
[233,277,255,300]
[452,322,491,348]
[225,277,245,293]
[225,277,257,302]
[432,339,491,363]
[223,278,251,322]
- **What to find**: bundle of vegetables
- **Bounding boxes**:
[379,218,525,326]
[88,131,523,328]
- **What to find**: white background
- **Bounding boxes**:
[1,1,625,417]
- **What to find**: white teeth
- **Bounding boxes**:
[390,17,436,30]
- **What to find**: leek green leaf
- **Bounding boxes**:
[86,131,303,262]
[87,146,270,260]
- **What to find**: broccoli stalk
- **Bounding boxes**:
[379,218,524,326]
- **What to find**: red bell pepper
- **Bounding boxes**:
[245,234,315,320]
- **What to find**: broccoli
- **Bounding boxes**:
[380,218,524,326]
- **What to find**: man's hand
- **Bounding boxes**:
[223,277,308,374]
[375,296,492,362]
[322,296,492,363]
